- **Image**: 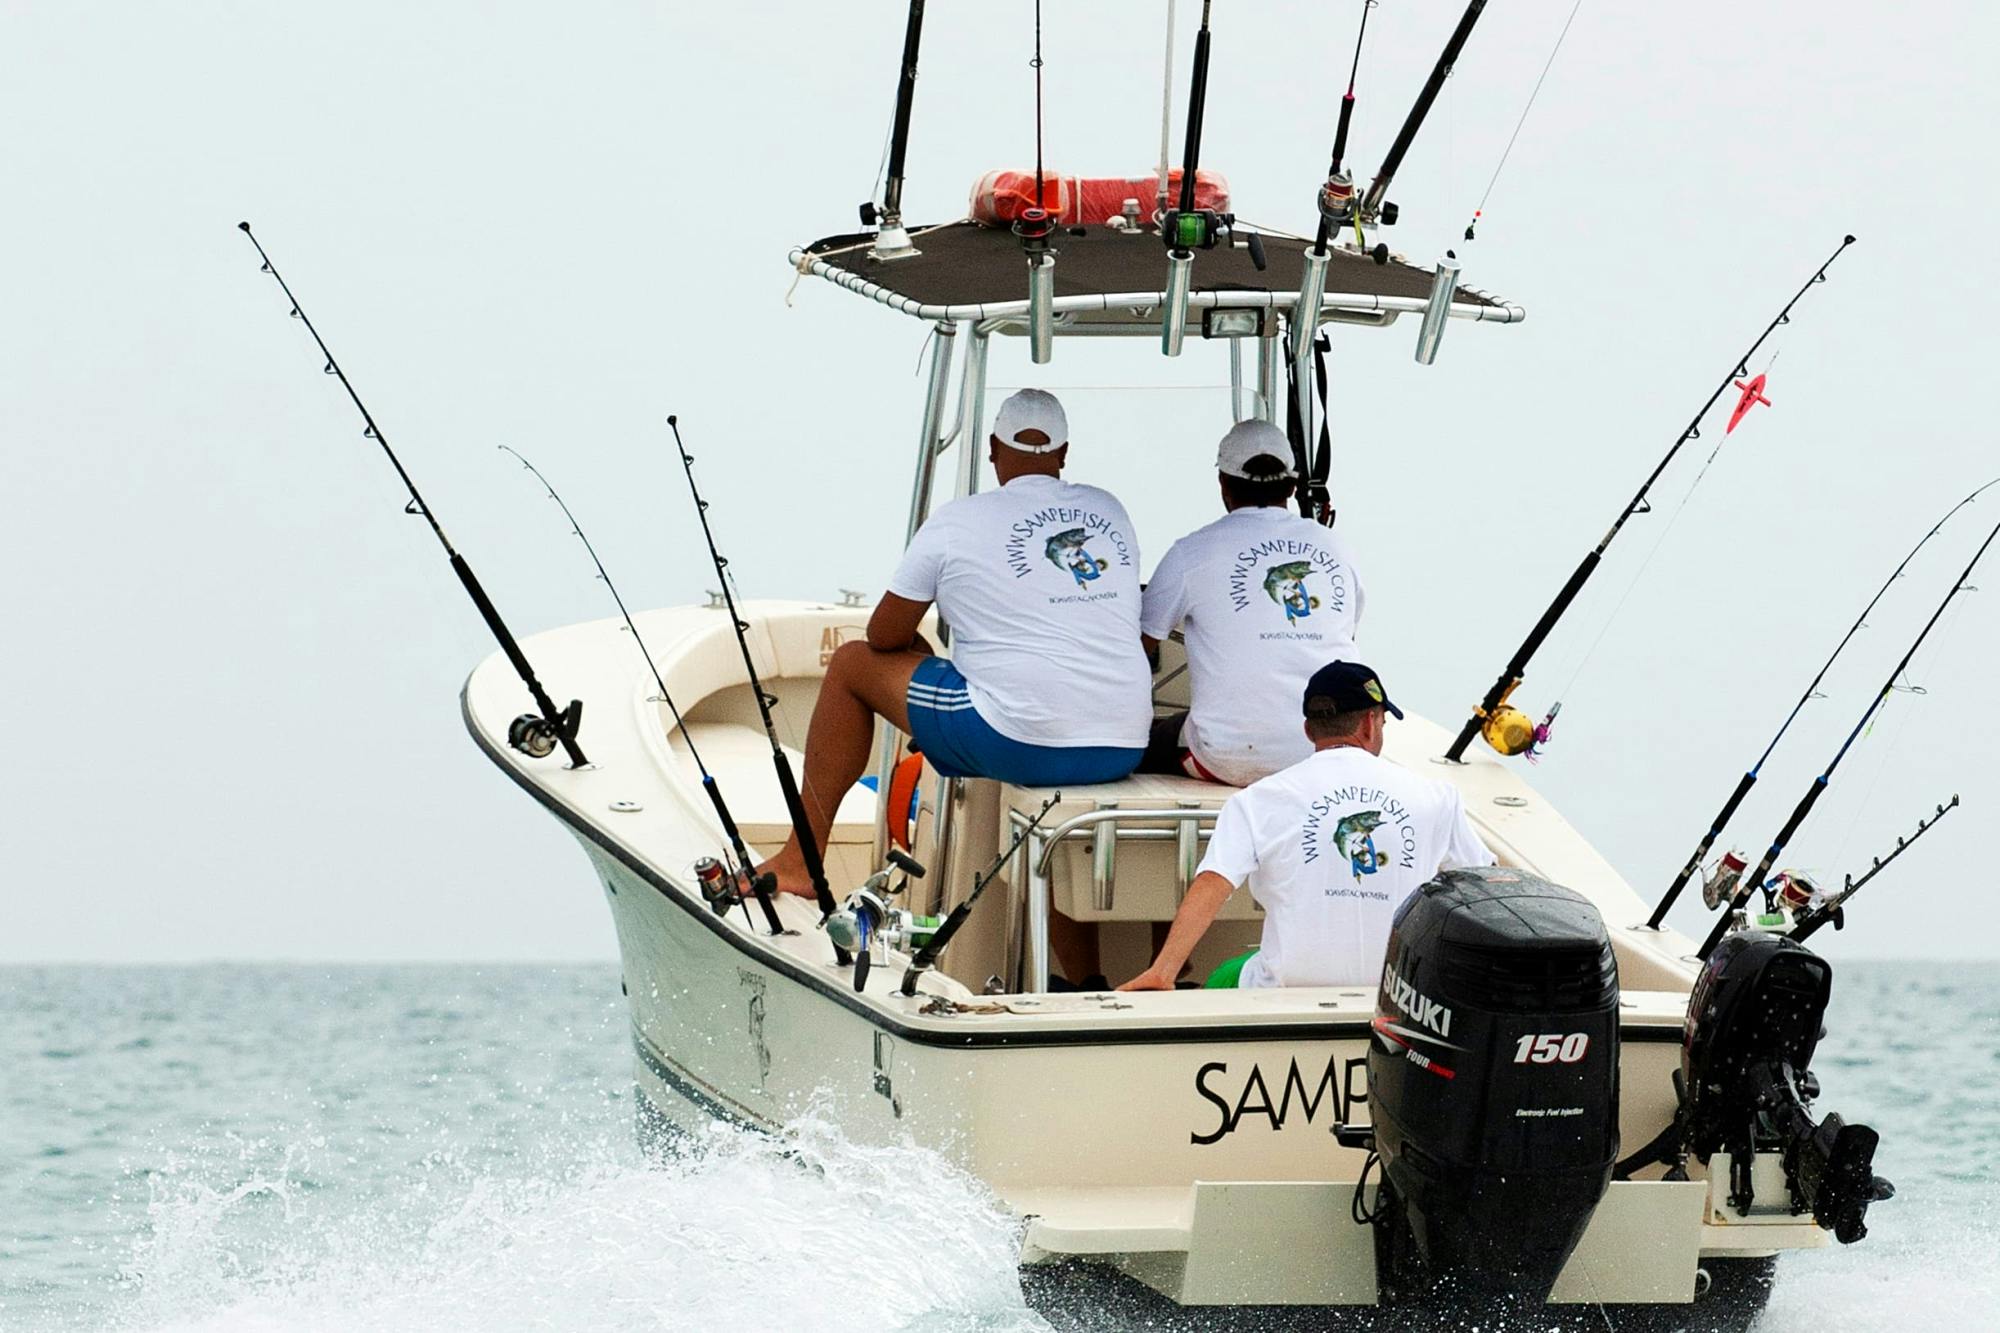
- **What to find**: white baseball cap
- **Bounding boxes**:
[992,389,1069,453]
[1216,419,1297,479]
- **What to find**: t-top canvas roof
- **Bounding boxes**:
[790,221,1523,330]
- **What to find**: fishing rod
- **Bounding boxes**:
[899,794,1060,996]
[497,446,786,937]
[1443,234,1857,763]
[1648,477,2000,928]
[1017,0,1057,364]
[667,416,849,964]
[1155,2,1265,353]
[1358,0,1487,224]
[861,0,927,258]
[1286,1,1378,518]
[1792,796,1958,944]
[1158,0,1214,357]
[1698,513,2000,959]
[236,222,587,768]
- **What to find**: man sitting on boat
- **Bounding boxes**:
[756,389,1152,917]
[1138,419,1366,787]
[1119,661,1493,990]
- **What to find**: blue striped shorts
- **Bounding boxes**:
[904,657,1142,788]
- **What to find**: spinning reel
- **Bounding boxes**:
[825,849,931,992]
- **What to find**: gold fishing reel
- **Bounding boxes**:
[1481,706,1537,757]
[1477,680,1538,757]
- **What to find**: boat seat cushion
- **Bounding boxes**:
[999,773,1261,922]
[666,722,876,846]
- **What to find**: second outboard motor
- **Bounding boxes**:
[1367,865,1620,1304]
[1680,930,1893,1243]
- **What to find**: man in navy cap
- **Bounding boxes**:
[1120,660,1494,991]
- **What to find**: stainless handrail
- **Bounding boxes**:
[1006,803,1222,992]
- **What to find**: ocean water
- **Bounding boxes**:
[1,962,1994,1332]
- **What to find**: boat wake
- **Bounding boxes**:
[108,1102,1041,1333]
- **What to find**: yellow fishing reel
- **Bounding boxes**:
[1481,705,1538,757]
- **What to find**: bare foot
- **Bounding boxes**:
[749,849,817,899]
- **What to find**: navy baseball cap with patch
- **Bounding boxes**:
[1302,660,1404,720]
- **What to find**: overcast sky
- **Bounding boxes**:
[4,0,1994,962]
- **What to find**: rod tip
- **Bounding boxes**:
[237,221,252,232]
[1843,234,1857,245]
[667,414,678,426]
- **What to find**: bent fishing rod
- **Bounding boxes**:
[1698,511,2000,959]
[1648,476,2000,928]
[1792,796,1958,944]
[1444,234,1857,763]
[237,222,587,768]
[667,416,848,963]
[497,446,785,937]
[899,793,1059,997]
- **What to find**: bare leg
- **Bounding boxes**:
[755,641,927,897]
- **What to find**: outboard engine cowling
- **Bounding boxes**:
[1368,865,1620,1304]
[1681,930,1892,1243]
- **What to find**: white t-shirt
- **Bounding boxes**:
[1141,506,1366,786]
[888,473,1152,749]
[1198,744,1495,988]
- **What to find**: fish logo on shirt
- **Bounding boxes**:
[1045,528,1104,587]
[1334,811,1387,880]
[1262,561,1320,625]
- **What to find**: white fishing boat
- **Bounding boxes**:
[238,2,1911,1321]
[448,2,1906,1310]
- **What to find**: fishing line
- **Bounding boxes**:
[1462,0,1586,243]
[1698,507,2000,958]
[670,415,849,960]
[1647,475,1999,927]
[1032,0,1046,214]
[1444,235,1856,765]
[1157,0,1177,212]
[497,445,786,935]
[236,221,588,769]
[1819,591,1972,871]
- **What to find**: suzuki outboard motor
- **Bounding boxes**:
[1368,865,1620,1304]
[1680,930,1892,1243]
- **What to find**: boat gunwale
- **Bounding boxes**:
[463,683,1687,1053]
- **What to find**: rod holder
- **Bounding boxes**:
[1413,254,1461,365]
[869,225,920,262]
[1290,247,1330,366]
[1161,251,1193,356]
[1028,252,1055,364]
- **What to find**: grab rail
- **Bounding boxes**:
[1007,804,1221,992]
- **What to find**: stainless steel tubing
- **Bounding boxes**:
[1160,251,1193,356]
[1414,254,1461,365]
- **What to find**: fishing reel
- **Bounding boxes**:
[1479,704,1536,757]
[1317,172,1392,266]
[507,699,584,761]
[825,849,929,992]
[1700,851,1749,913]
[1159,209,1268,271]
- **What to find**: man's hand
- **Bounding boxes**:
[1114,870,1237,994]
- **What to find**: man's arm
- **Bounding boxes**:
[1117,870,1236,990]
[868,592,933,653]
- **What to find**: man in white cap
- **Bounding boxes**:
[758,391,1150,981]
[1139,418,1366,786]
